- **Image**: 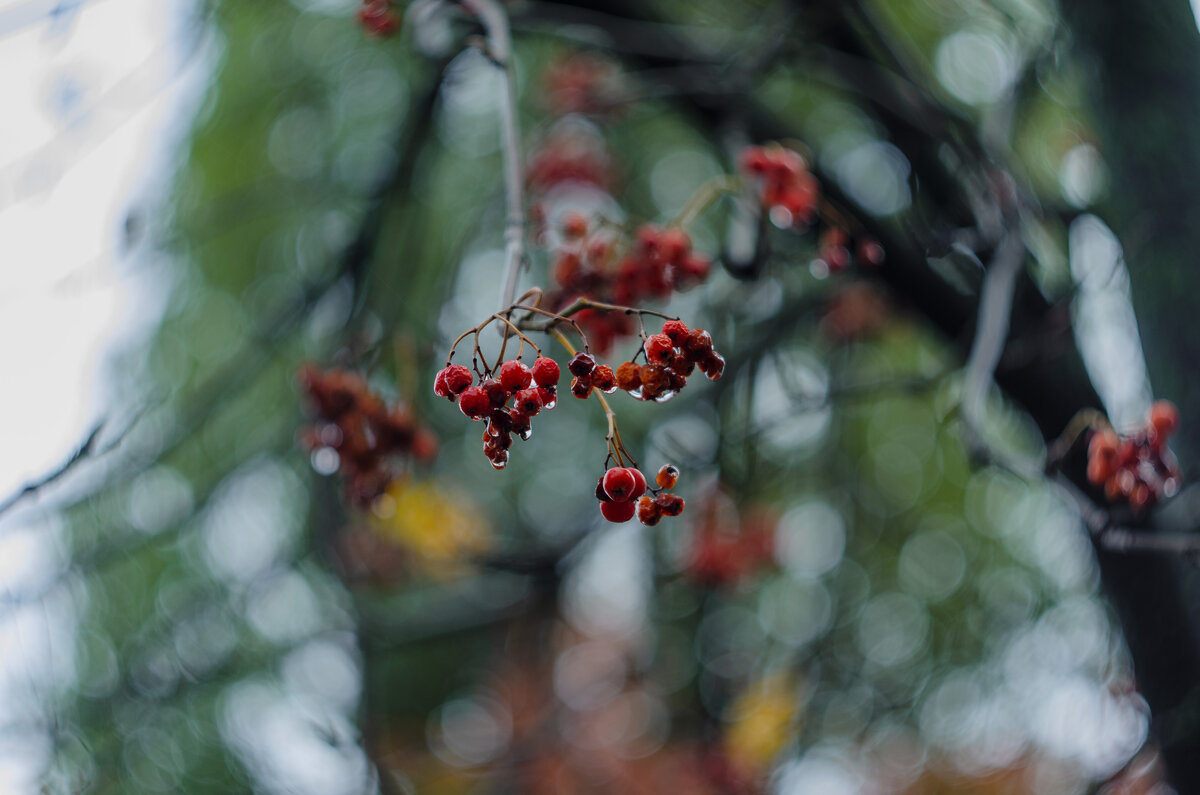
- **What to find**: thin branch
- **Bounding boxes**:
[459,0,527,312]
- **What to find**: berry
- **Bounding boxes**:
[443,364,473,396]
[458,386,490,419]
[499,360,533,392]
[644,333,674,365]
[656,464,679,489]
[563,212,589,239]
[683,329,714,359]
[481,377,508,408]
[532,357,561,387]
[513,388,543,415]
[592,364,617,393]
[571,376,593,399]
[662,320,689,346]
[628,468,648,499]
[603,467,637,502]
[1089,429,1119,460]
[615,361,641,391]
[699,351,726,381]
[655,493,685,516]
[636,495,662,526]
[568,352,596,377]
[434,368,451,399]
[1150,401,1180,440]
[601,500,637,523]
[596,476,612,502]
[537,385,558,410]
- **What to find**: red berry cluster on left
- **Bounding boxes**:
[434,357,561,470]
[298,364,437,506]
[356,0,400,36]
[595,464,686,525]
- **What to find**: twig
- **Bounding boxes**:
[458,0,527,312]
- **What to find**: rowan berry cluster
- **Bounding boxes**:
[740,144,820,227]
[1086,401,1182,511]
[541,52,623,118]
[298,365,437,506]
[526,126,615,194]
[355,0,400,36]
[547,216,711,354]
[434,356,561,470]
[595,464,686,525]
[614,319,724,403]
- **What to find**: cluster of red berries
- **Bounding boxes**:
[740,145,820,227]
[547,216,711,354]
[563,351,616,400]
[596,464,685,525]
[541,52,623,118]
[526,128,615,194]
[614,320,724,403]
[1086,401,1182,511]
[298,365,437,506]
[686,507,776,588]
[355,0,400,36]
[434,357,561,469]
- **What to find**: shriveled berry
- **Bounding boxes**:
[443,364,472,396]
[481,377,508,407]
[499,360,533,392]
[568,352,596,377]
[532,357,561,387]
[656,464,679,489]
[514,387,543,415]
[661,320,689,346]
[601,500,637,523]
[628,468,648,499]
[603,467,637,502]
[644,333,674,365]
[571,376,593,399]
[615,361,642,391]
[592,364,617,393]
[458,386,490,419]
[509,409,532,439]
[486,408,513,437]
[639,365,670,394]
[669,353,695,376]
[636,495,662,526]
[683,329,714,359]
[537,385,558,410]
[655,493,684,516]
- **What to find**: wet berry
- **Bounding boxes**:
[601,499,637,523]
[514,388,543,415]
[656,464,679,489]
[616,361,641,391]
[628,467,648,499]
[603,467,637,502]
[481,377,508,408]
[499,360,533,392]
[644,333,674,365]
[655,493,685,516]
[592,364,617,393]
[458,386,490,419]
[571,376,593,399]
[532,357,561,387]
[568,352,596,377]
[661,320,689,346]
[637,495,662,526]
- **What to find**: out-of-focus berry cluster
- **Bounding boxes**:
[1086,401,1182,512]
[355,0,400,36]
[298,365,437,506]
[595,464,685,525]
[434,357,561,470]
[685,506,776,588]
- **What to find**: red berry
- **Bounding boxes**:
[458,386,490,419]
[481,377,508,407]
[592,364,617,393]
[532,357,561,387]
[1149,401,1180,439]
[615,361,641,391]
[571,376,593,399]
[443,364,472,396]
[1089,429,1119,460]
[699,351,726,381]
[568,352,596,377]
[499,360,533,392]
[537,385,558,410]
[658,227,690,264]
[683,328,714,359]
[562,212,589,239]
[514,387,543,415]
[661,320,689,346]
[656,464,679,489]
[602,467,637,502]
[636,495,662,526]
[628,468,648,499]
[644,334,674,365]
[655,493,684,517]
[596,476,612,502]
[434,368,451,399]
[601,500,637,523]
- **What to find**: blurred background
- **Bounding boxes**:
[2,0,1199,792]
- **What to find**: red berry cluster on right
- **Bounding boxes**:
[434,357,561,470]
[614,320,724,403]
[596,464,686,525]
[546,216,711,354]
[1086,401,1182,511]
[355,0,400,36]
[740,145,820,227]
